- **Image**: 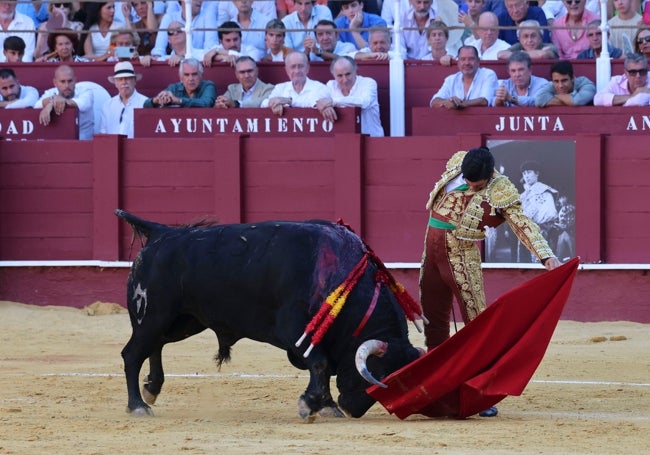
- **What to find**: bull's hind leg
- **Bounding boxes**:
[141,347,163,405]
[121,334,159,416]
[141,316,207,406]
[296,350,345,422]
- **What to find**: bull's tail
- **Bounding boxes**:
[114,209,167,242]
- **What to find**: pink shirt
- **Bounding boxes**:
[551,11,599,59]
[594,74,650,106]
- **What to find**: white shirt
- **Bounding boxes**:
[430,67,498,106]
[0,12,36,62]
[35,86,94,140]
[100,90,148,139]
[2,85,38,108]
[152,10,219,57]
[230,11,273,55]
[398,0,463,59]
[471,38,511,61]
[309,41,357,62]
[209,43,264,62]
[216,0,277,25]
[281,5,333,52]
[88,21,125,56]
[327,75,384,137]
[261,77,330,108]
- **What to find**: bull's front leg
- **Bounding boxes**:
[298,353,345,422]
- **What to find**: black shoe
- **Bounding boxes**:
[478,406,498,417]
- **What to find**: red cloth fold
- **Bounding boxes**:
[368,257,580,419]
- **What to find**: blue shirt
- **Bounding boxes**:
[495,75,549,107]
[335,13,387,49]
[576,44,623,60]
[498,6,549,45]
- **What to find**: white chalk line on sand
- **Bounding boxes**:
[24,372,650,388]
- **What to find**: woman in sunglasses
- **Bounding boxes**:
[550,0,599,59]
[633,27,650,57]
[33,2,83,59]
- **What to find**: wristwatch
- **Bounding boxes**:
[511,94,518,105]
[234,100,240,108]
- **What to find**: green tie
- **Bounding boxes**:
[453,183,469,192]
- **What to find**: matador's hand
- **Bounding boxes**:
[544,257,561,271]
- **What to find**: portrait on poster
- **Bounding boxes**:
[485,140,576,264]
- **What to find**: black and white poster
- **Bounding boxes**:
[485,140,576,264]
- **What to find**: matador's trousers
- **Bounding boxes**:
[419,223,487,349]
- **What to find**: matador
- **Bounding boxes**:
[420,147,561,352]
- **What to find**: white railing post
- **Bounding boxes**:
[596,0,611,91]
[184,0,194,58]
[389,0,405,137]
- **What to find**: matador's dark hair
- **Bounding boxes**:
[461,147,494,182]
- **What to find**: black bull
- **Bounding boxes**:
[116,210,423,420]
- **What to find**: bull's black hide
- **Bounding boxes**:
[116,209,421,420]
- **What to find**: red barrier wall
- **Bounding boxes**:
[2,59,625,136]
[2,60,648,322]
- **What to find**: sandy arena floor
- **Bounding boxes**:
[0,300,648,455]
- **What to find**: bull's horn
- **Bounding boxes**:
[355,340,388,389]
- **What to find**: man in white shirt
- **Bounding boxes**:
[216,0,276,25]
[0,68,38,108]
[228,0,273,56]
[305,20,356,62]
[151,0,218,59]
[0,1,35,62]
[430,45,498,108]
[399,0,463,59]
[100,61,148,138]
[354,27,406,60]
[203,21,264,65]
[261,18,293,62]
[467,12,511,60]
[317,56,384,136]
[35,65,94,140]
[261,51,330,116]
[281,0,332,52]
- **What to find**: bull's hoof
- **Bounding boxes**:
[318,405,345,418]
[142,386,158,405]
[297,397,316,423]
[126,405,155,417]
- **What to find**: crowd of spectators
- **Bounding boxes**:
[1,0,648,65]
[2,0,650,138]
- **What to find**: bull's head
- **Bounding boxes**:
[355,339,426,387]
[336,340,424,418]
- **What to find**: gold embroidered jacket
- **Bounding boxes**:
[426,151,555,261]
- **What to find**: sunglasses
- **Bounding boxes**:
[565,0,581,4]
[168,29,184,36]
[626,69,649,76]
[637,36,650,44]
[54,3,72,7]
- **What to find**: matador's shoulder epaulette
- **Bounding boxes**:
[446,150,467,171]
[486,174,520,208]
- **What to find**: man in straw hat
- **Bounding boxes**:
[100,61,147,138]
